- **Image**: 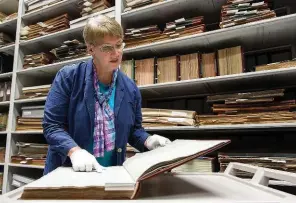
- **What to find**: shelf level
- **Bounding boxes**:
[145,123,296,132]
[22,0,81,23]
[139,66,296,99]
[0,44,15,55]
[122,0,225,27]
[14,97,47,104]
[17,56,91,77]
[123,14,296,58]
[0,101,10,106]
[11,131,43,134]
[0,18,17,34]
[8,163,44,169]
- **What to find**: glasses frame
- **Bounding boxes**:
[97,42,126,53]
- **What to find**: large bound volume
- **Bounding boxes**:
[124,0,162,12]
[218,46,244,75]
[220,0,276,28]
[11,142,48,166]
[50,39,87,63]
[163,16,205,40]
[78,0,113,17]
[156,56,177,84]
[179,53,200,80]
[121,60,134,80]
[23,53,55,69]
[19,139,230,199]
[20,84,51,99]
[20,14,70,40]
[135,58,155,86]
[125,25,165,48]
[201,53,217,78]
[256,59,296,72]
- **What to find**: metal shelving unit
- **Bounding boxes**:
[0,0,295,196]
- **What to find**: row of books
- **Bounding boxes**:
[123,0,162,12]
[11,142,48,166]
[78,0,114,17]
[121,46,244,86]
[199,88,296,125]
[0,147,5,162]
[16,106,44,131]
[125,16,205,48]
[23,39,88,69]
[220,0,276,28]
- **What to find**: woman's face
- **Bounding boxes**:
[88,35,124,72]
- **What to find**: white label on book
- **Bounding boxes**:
[167,24,176,29]
[247,10,257,15]
[227,10,238,14]
[252,1,264,7]
[23,111,31,116]
[238,3,250,7]
[132,29,140,33]
[176,26,185,30]
[175,18,185,23]
[168,118,185,123]
[171,111,187,117]
[37,22,47,28]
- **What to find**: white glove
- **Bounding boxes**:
[145,134,171,150]
[69,149,104,172]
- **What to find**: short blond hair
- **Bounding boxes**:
[83,15,123,45]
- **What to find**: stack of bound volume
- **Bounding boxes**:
[124,0,162,12]
[20,14,70,40]
[142,108,196,127]
[20,84,51,99]
[50,39,88,62]
[217,46,244,75]
[24,0,63,13]
[219,153,296,176]
[220,0,276,28]
[197,89,296,125]
[256,59,296,72]
[11,142,48,166]
[125,25,165,48]
[23,53,55,69]
[163,16,205,39]
[78,0,114,17]
[16,106,44,131]
[0,147,5,162]
[0,32,13,47]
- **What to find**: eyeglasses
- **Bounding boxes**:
[98,42,126,53]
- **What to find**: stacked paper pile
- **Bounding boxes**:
[220,0,276,28]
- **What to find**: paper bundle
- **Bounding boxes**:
[23,52,56,69]
[16,106,44,131]
[11,142,48,166]
[20,84,51,99]
[142,108,197,127]
[20,14,70,40]
[50,39,88,63]
[78,0,114,17]
[220,0,276,28]
[124,0,163,12]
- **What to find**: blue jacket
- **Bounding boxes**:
[42,59,150,175]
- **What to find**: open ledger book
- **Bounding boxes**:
[20,139,230,199]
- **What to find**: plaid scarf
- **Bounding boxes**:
[93,67,118,157]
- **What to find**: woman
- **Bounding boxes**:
[42,15,171,175]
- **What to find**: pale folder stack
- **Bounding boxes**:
[20,139,230,199]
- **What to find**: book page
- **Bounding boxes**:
[24,166,135,190]
[123,140,229,181]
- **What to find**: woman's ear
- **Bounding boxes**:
[87,43,94,56]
